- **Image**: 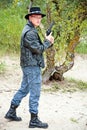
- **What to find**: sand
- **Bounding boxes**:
[0,54,87,130]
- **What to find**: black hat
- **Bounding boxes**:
[25,7,46,20]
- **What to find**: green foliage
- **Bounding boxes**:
[43,79,87,92]
[68,78,87,90]
[0,0,87,56]
[0,62,6,74]
[76,39,87,54]
[0,5,26,54]
[76,19,87,54]
[70,118,78,123]
[45,0,87,63]
[0,0,13,8]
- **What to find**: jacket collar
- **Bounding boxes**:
[27,20,35,28]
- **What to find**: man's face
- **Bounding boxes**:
[29,14,42,27]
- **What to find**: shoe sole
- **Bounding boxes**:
[29,125,48,129]
[5,115,22,121]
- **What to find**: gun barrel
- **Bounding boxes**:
[49,21,55,30]
[46,21,55,36]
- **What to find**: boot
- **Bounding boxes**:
[29,113,48,128]
[5,104,22,121]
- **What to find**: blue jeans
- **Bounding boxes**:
[11,66,42,114]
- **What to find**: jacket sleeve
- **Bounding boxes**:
[23,29,52,54]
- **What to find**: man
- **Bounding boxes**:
[5,7,54,128]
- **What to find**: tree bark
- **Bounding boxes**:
[42,2,55,83]
[42,0,86,83]
[49,34,80,81]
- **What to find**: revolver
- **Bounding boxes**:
[46,21,55,36]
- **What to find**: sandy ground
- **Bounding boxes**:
[64,54,87,82]
[0,54,87,130]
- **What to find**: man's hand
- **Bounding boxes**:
[45,33,54,44]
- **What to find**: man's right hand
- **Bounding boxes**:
[45,33,54,44]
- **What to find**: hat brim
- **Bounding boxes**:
[25,13,46,20]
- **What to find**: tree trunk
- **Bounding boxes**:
[42,0,86,83]
[49,34,80,81]
[42,34,80,82]
[42,2,55,83]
